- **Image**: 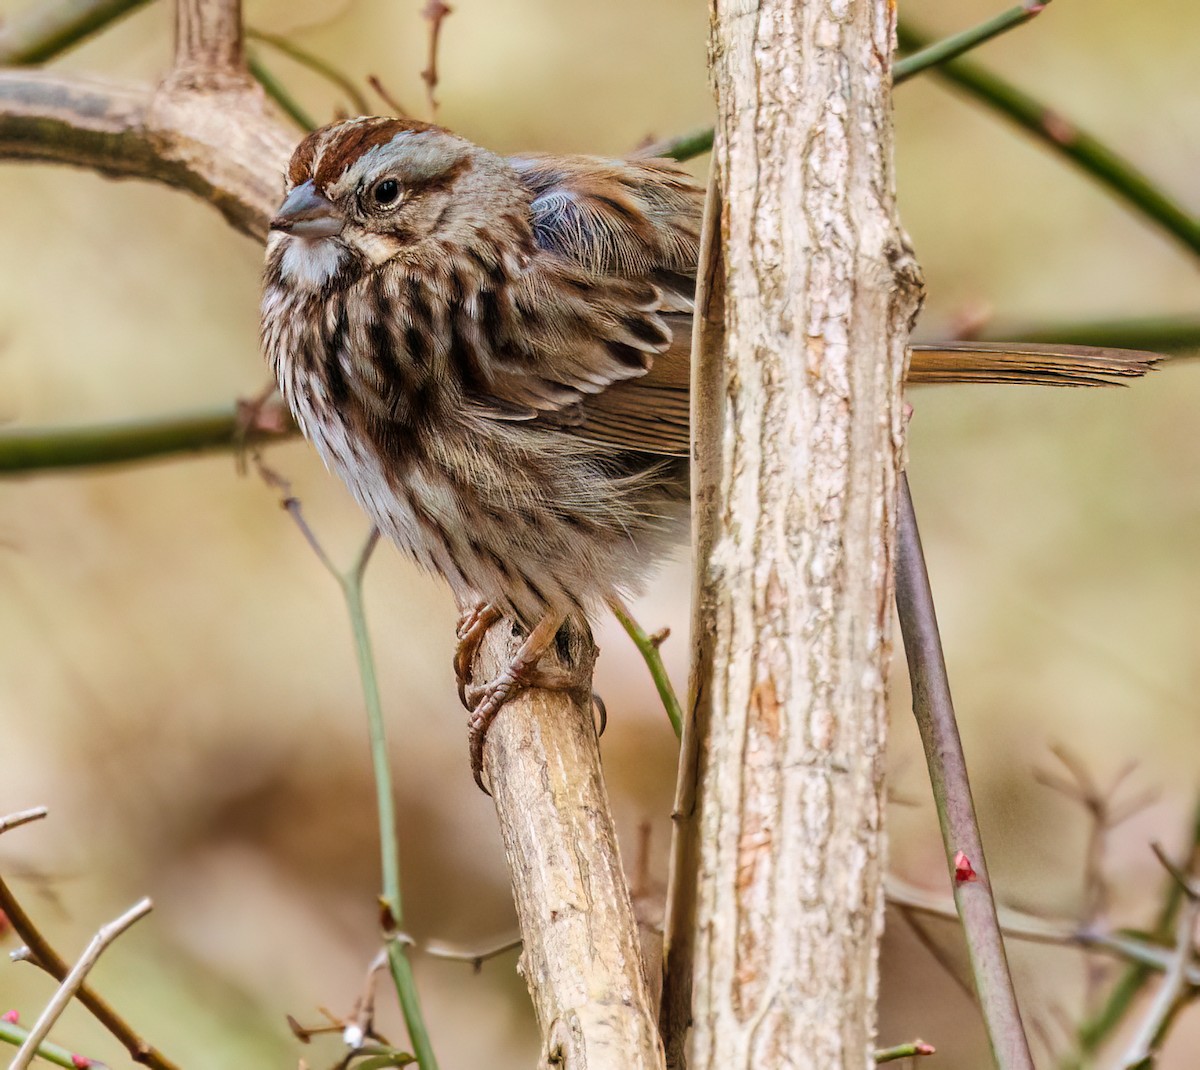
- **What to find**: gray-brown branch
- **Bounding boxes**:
[0,69,287,239]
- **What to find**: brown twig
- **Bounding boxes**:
[659,167,723,1069]
[896,906,977,1001]
[895,471,1034,1069]
[366,74,410,118]
[11,899,153,1070]
[0,876,178,1069]
[418,1,451,119]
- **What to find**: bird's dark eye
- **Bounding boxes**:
[372,179,401,208]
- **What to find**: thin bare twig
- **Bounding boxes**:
[887,875,1200,983]
[1034,746,1155,1013]
[0,808,48,836]
[1120,847,1200,1066]
[423,935,522,970]
[1066,798,1200,1065]
[418,1,452,119]
[894,471,1034,1069]
[367,75,410,118]
[897,906,977,1001]
[11,898,153,1070]
[247,28,372,116]
[0,876,178,1069]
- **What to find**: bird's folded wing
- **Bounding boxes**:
[564,340,1159,458]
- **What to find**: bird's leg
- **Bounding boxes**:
[454,602,504,706]
[461,610,589,793]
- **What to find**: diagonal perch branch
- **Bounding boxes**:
[476,620,665,1070]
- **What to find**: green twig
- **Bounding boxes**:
[3,317,1192,482]
[249,54,317,132]
[282,510,438,1070]
[0,406,294,477]
[975,316,1200,354]
[608,597,683,738]
[647,0,1050,161]
[642,126,713,163]
[874,1040,937,1063]
[247,28,372,117]
[896,19,1200,259]
[0,0,154,65]
[0,1018,104,1070]
[894,1,1050,82]
[894,471,1034,1069]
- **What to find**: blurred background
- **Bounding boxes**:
[0,0,1197,1065]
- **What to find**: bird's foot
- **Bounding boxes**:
[454,602,504,706]
[460,612,579,793]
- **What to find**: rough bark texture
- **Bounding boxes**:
[680,1,924,1068]
[478,625,665,1070]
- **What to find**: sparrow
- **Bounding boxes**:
[261,116,1155,788]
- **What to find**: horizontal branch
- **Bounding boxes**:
[0,69,290,240]
[0,406,293,477]
[887,876,1199,983]
[974,315,1200,354]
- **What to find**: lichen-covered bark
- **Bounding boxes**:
[679,1,924,1067]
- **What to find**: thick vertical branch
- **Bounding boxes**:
[144,0,291,237]
[478,624,664,1070]
[684,1,923,1068]
[168,0,247,89]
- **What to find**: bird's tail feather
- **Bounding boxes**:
[908,342,1159,387]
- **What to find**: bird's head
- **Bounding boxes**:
[267,117,527,290]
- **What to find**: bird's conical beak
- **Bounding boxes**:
[269,180,344,239]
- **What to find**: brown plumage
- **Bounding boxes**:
[260,116,1156,786]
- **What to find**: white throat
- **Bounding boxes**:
[275,235,349,291]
